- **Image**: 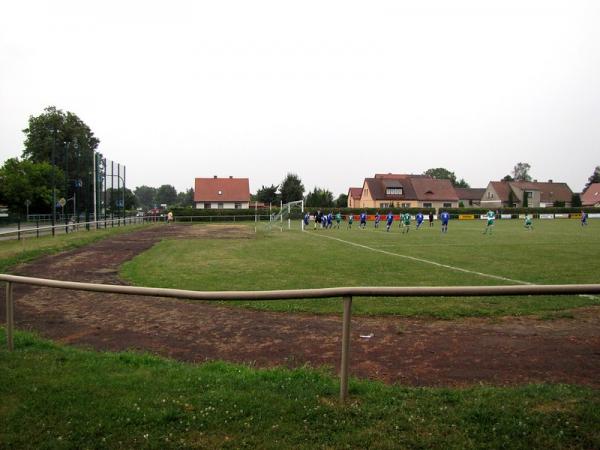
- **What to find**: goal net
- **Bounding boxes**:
[268,200,304,231]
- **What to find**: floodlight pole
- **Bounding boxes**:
[92,152,97,222]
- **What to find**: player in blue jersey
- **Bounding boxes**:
[385,211,394,231]
[360,211,367,229]
[440,210,450,233]
[415,212,424,229]
[327,212,333,229]
[303,212,310,228]
[374,211,381,228]
[581,211,588,226]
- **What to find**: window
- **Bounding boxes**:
[423,202,432,208]
[386,187,403,195]
[364,188,369,196]
[204,203,211,209]
[526,191,533,199]
[218,203,224,209]
[401,203,411,208]
[443,202,452,208]
[380,203,390,208]
[235,202,242,209]
[487,192,494,199]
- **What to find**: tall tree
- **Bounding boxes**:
[512,162,532,182]
[584,165,600,191]
[134,185,158,210]
[256,184,280,204]
[305,187,334,207]
[502,174,514,182]
[335,193,348,208]
[21,106,101,215]
[279,173,304,204]
[0,158,64,215]
[454,178,470,188]
[155,184,178,206]
[424,168,457,185]
[176,188,195,207]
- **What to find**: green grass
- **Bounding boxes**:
[1,330,598,449]
[0,223,154,273]
[120,220,600,318]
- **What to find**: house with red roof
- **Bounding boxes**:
[347,188,362,208]
[347,174,459,209]
[581,183,600,207]
[194,176,250,209]
[480,180,573,208]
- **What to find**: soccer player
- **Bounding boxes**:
[360,211,367,229]
[483,210,495,234]
[374,211,381,228]
[581,211,588,226]
[415,211,424,230]
[428,211,434,227]
[524,214,533,231]
[335,211,342,228]
[386,211,394,231]
[347,213,354,229]
[401,212,411,233]
[440,210,450,233]
[327,212,333,229]
[303,212,310,229]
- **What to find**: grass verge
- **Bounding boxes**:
[1,330,598,449]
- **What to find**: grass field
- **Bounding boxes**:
[0,223,154,274]
[120,219,600,318]
[1,330,599,449]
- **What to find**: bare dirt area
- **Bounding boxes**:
[1,224,599,387]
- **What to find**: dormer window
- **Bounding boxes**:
[386,187,403,195]
[218,190,223,195]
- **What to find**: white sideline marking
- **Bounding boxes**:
[305,232,599,300]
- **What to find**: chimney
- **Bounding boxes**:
[548,179,553,183]
[213,175,217,179]
[533,179,537,183]
[229,176,233,179]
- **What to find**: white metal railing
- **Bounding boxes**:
[2,274,599,403]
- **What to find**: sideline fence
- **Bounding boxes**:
[2,274,599,403]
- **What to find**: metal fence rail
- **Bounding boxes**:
[2,274,600,402]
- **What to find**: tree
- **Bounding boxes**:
[134,186,157,210]
[106,187,137,213]
[502,174,514,182]
[572,193,582,207]
[0,158,64,215]
[176,188,195,207]
[21,106,101,215]
[424,168,457,185]
[511,162,532,182]
[335,193,348,208]
[455,178,470,188]
[279,173,304,204]
[155,184,178,206]
[305,187,334,207]
[584,165,600,191]
[256,184,280,204]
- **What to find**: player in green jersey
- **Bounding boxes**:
[347,214,354,229]
[524,214,533,231]
[401,212,411,233]
[483,210,495,234]
[335,212,342,229]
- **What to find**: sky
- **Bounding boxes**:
[1,0,599,196]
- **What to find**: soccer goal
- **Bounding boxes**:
[269,200,304,231]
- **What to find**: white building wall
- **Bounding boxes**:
[195,201,250,209]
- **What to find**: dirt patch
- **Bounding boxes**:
[1,224,599,387]
[178,224,256,239]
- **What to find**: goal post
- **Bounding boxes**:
[269,199,304,231]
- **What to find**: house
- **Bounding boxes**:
[455,188,486,207]
[347,188,362,208]
[480,180,573,208]
[347,174,459,209]
[581,183,600,207]
[194,176,250,209]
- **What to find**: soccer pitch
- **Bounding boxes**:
[120,219,600,318]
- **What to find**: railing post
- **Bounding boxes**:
[340,295,352,403]
[17,220,21,241]
[6,282,14,351]
[36,219,39,238]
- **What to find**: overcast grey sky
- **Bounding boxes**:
[1,0,599,196]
